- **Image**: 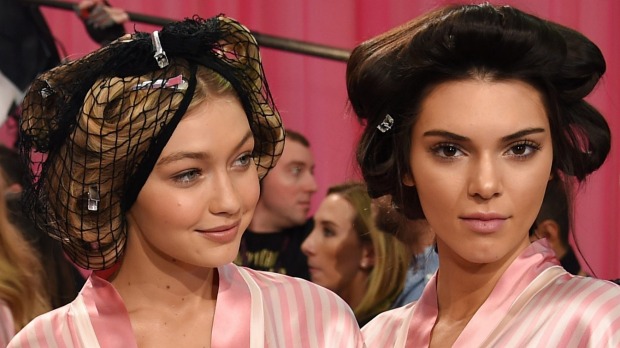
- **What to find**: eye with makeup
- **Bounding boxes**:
[173,168,202,186]
[429,143,466,160]
[233,152,253,169]
[505,140,541,159]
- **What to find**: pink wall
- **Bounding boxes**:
[31,0,619,278]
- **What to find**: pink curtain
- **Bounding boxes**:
[33,0,618,279]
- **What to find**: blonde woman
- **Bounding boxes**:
[302,182,410,326]
[9,15,363,347]
[0,171,50,346]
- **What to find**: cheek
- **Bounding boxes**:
[242,175,261,211]
[414,166,461,223]
[512,172,549,222]
[159,193,205,226]
[334,236,363,271]
[313,239,341,273]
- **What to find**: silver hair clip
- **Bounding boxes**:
[151,31,169,68]
[87,185,100,212]
[40,80,54,98]
[132,74,188,91]
[377,114,394,133]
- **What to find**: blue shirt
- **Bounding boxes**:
[391,246,439,308]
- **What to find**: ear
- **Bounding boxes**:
[402,173,415,187]
[359,242,375,270]
[537,219,560,243]
[536,219,568,259]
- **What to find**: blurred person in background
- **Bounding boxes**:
[0,165,50,346]
[302,181,410,326]
[0,144,84,309]
[373,195,438,307]
[236,129,317,279]
[1,0,128,147]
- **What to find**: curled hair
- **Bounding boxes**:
[347,4,610,219]
[327,182,409,324]
[0,174,50,331]
[19,16,284,269]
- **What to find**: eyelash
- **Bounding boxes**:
[505,140,541,159]
[234,152,254,168]
[173,169,201,185]
[171,152,254,185]
[429,140,542,160]
[430,143,464,159]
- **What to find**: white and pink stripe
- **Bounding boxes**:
[362,240,620,347]
[8,263,365,348]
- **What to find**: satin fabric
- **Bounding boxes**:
[362,240,620,347]
[9,263,364,347]
[0,300,14,347]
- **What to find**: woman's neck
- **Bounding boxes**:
[110,246,219,348]
[338,271,369,317]
[434,240,529,322]
[110,234,219,311]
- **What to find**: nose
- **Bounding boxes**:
[209,171,243,216]
[304,171,318,194]
[467,154,502,200]
[301,229,317,256]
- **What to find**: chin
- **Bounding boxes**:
[462,251,505,265]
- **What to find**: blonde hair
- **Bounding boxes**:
[327,182,409,323]
[0,174,50,330]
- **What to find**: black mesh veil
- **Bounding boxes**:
[18,15,285,270]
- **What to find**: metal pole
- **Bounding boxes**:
[22,0,351,62]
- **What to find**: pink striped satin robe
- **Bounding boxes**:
[362,240,620,347]
[1,300,15,347]
[8,263,365,348]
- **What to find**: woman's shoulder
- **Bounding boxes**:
[546,273,620,302]
[547,273,620,300]
[7,304,73,347]
[496,274,620,346]
[535,273,620,325]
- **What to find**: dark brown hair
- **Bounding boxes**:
[347,4,610,219]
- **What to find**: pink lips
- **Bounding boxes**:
[197,222,240,243]
[460,213,508,234]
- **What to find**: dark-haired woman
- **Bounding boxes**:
[347,4,620,347]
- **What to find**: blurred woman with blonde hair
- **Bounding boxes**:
[0,170,50,346]
[302,181,410,325]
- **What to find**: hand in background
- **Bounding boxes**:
[75,0,127,45]
[77,0,128,29]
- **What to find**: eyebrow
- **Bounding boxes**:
[423,127,546,143]
[320,220,340,230]
[157,130,253,166]
[287,160,312,168]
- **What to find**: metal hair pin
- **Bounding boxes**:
[131,74,188,91]
[151,31,169,68]
[87,185,100,212]
[377,114,394,133]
